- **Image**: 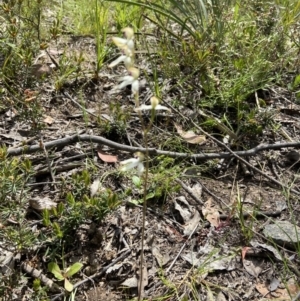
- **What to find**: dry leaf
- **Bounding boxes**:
[191,183,202,199]
[269,278,280,291]
[152,246,170,267]
[90,179,101,197]
[30,64,52,78]
[256,283,270,296]
[174,196,193,223]
[202,198,220,227]
[174,123,206,144]
[182,249,236,271]
[243,258,262,278]
[106,263,122,274]
[97,149,118,163]
[29,197,57,211]
[241,247,251,260]
[183,210,201,236]
[216,291,227,301]
[43,115,54,125]
[250,240,283,261]
[121,276,138,288]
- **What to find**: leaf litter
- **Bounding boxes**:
[1,9,300,301]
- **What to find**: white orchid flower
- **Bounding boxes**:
[108,47,134,69]
[134,96,171,112]
[116,67,139,96]
[112,27,134,51]
[119,152,144,175]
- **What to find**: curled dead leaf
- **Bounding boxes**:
[174,123,206,144]
[90,179,101,197]
[183,210,201,236]
[202,198,220,227]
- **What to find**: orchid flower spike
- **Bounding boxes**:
[134,96,171,112]
[112,27,134,51]
[119,152,144,175]
[108,46,134,69]
[116,67,139,96]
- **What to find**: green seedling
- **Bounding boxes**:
[48,262,83,292]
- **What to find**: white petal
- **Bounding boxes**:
[134,105,152,111]
[137,163,144,175]
[117,77,134,89]
[127,40,134,51]
[131,80,139,94]
[120,157,139,165]
[112,37,127,48]
[108,55,127,68]
[118,75,133,82]
[120,158,140,171]
[155,105,171,111]
[124,56,133,69]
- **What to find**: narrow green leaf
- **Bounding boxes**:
[48,262,64,280]
[65,262,83,278]
[293,74,300,89]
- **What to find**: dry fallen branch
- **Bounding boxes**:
[6,134,300,195]
[6,133,300,159]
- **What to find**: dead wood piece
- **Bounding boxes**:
[21,262,61,293]
[7,134,300,160]
[7,134,300,161]
[6,134,300,196]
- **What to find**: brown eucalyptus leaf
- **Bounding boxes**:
[97,149,118,163]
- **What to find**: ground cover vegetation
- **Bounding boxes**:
[1,0,300,300]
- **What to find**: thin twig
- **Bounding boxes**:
[166,223,199,273]
[175,178,203,205]
[62,91,110,121]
